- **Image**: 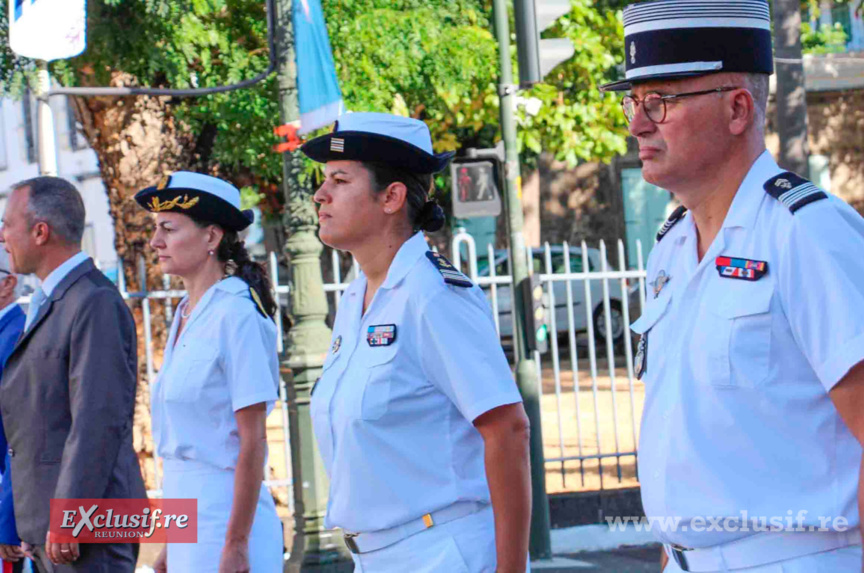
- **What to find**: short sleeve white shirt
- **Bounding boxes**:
[311,232,523,533]
[152,277,279,470]
[631,151,864,548]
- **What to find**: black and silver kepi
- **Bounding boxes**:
[600,0,774,92]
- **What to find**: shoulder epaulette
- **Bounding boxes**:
[764,172,827,214]
[425,252,472,288]
[248,287,272,320]
[656,205,688,242]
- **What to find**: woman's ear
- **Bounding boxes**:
[382,181,408,215]
[207,225,225,253]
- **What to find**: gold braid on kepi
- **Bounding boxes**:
[148,195,201,212]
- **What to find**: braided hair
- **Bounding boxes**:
[190,216,277,318]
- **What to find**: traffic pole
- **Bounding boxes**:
[35,61,58,176]
[491,0,553,560]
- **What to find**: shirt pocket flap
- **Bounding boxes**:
[631,292,672,335]
[362,344,399,367]
[711,284,774,318]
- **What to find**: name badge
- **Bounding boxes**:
[367,324,397,347]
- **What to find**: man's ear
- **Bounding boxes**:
[31,221,51,246]
[729,88,756,136]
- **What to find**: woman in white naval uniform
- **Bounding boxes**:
[301,112,532,573]
[135,172,283,573]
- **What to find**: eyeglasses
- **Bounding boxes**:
[621,87,739,124]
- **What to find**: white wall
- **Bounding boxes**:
[0,90,118,284]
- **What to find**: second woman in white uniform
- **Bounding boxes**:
[135,172,283,572]
[301,112,532,572]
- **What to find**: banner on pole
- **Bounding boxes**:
[294,0,344,134]
[9,0,87,61]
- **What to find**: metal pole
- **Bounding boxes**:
[491,0,552,560]
[35,61,58,176]
[274,0,348,568]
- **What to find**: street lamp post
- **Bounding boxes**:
[273,0,348,568]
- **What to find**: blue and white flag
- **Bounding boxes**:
[294,0,345,135]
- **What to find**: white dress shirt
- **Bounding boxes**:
[311,232,523,533]
[151,277,279,470]
[631,151,864,548]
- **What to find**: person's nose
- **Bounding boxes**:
[149,229,164,250]
[628,101,657,138]
[313,182,330,205]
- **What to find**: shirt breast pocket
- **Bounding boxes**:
[165,343,220,402]
[359,346,398,421]
[703,285,774,388]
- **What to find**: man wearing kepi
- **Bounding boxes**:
[604,1,864,571]
[0,177,145,572]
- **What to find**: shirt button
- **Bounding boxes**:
[653,471,660,479]
[8,448,14,457]
[663,411,671,420]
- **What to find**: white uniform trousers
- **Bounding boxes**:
[162,458,283,572]
[664,544,862,572]
[350,505,529,573]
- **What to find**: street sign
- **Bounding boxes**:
[450,160,503,219]
[9,0,86,61]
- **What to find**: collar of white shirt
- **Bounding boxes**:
[40,251,91,298]
[377,232,430,291]
[671,150,782,246]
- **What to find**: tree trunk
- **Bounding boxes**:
[70,71,196,491]
[772,0,810,176]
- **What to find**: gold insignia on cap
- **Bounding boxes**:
[148,194,200,212]
[630,42,636,65]
[156,175,172,191]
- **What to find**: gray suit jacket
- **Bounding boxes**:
[0,259,146,544]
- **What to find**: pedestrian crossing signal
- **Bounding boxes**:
[450,160,503,219]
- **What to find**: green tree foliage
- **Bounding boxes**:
[0,0,628,211]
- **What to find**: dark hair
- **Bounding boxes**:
[362,161,445,232]
[13,176,86,244]
[190,217,277,318]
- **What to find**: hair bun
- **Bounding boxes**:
[417,201,445,233]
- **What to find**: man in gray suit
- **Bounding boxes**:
[0,177,145,572]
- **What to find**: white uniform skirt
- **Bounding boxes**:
[162,458,283,572]
[350,505,529,573]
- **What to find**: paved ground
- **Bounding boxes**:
[533,545,662,572]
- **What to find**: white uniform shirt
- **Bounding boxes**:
[631,151,864,548]
[311,232,523,533]
[152,277,279,470]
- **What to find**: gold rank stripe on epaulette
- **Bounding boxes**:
[249,287,272,320]
[764,172,828,214]
[425,252,473,288]
[656,205,688,242]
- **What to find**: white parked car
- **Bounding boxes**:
[476,247,640,346]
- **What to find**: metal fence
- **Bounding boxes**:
[49,232,648,505]
[451,230,648,492]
